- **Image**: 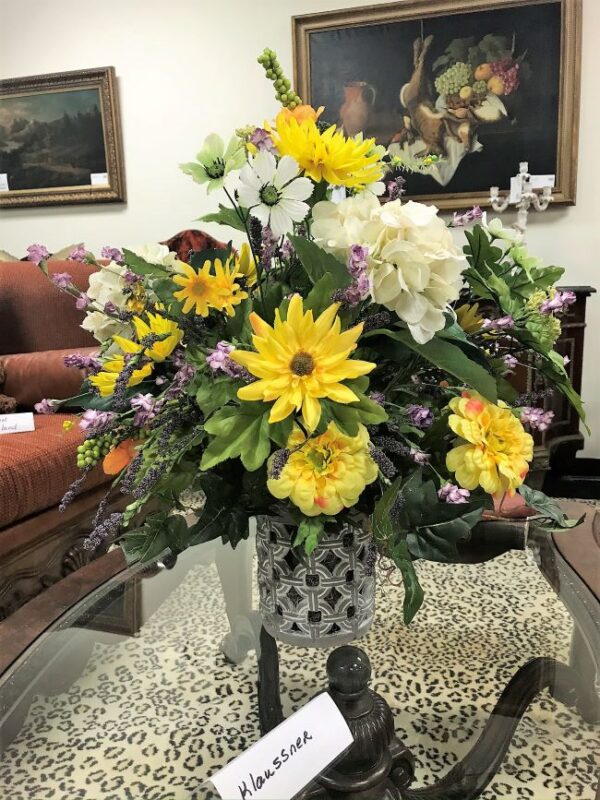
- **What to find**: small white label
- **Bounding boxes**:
[0,173,9,192]
[0,412,35,435]
[90,172,109,186]
[530,174,555,190]
[209,693,353,800]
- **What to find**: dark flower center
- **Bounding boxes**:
[205,158,225,179]
[259,183,280,206]
[290,351,315,376]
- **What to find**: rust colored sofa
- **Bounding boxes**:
[0,259,112,619]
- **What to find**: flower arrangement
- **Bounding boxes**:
[35,49,583,624]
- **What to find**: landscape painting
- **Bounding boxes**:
[0,67,126,208]
[293,0,581,208]
[0,88,107,191]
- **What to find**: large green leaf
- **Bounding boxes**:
[288,235,351,288]
[304,273,337,316]
[365,328,498,402]
[195,376,238,417]
[408,507,482,561]
[518,484,584,529]
[390,540,424,625]
[198,204,249,233]
[201,403,271,471]
[293,517,324,555]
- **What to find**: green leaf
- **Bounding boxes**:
[120,515,170,563]
[365,328,498,402]
[269,416,294,447]
[373,474,405,544]
[518,484,584,529]
[389,539,424,625]
[288,235,351,288]
[201,403,271,471]
[408,506,482,561]
[189,246,233,269]
[198,204,249,232]
[195,376,238,416]
[122,249,168,277]
[304,273,337,316]
[293,517,324,555]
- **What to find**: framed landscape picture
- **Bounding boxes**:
[293,0,581,209]
[0,66,125,208]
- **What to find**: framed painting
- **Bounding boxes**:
[293,0,581,209]
[0,66,125,208]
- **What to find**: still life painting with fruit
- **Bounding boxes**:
[300,0,564,204]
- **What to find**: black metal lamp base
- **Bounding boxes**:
[256,626,598,800]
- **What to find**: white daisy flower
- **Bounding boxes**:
[237,151,313,237]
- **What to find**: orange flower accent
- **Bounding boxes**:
[277,104,324,124]
[103,438,142,475]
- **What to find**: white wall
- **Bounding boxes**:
[1,0,599,455]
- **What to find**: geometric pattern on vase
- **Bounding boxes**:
[256,515,376,648]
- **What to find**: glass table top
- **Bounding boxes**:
[0,520,598,800]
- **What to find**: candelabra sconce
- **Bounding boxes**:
[490,161,553,236]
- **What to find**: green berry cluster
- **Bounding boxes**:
[473,79,488,95]
[76,434,115,469]
[257,48,302,109]
[434,62,473,96]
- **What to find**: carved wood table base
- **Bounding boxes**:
[256,627,597,800]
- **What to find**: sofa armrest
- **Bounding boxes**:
[1,347,98,409]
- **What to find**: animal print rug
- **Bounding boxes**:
[0,549,598,799]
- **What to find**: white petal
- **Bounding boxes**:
[281,176,313,202]
[252,150,277,184]
[240,162,262,190]
[273,155,300,188]
[269,205,293,237]
[237,184,260,209]
[251,203,271,226]
[278,197,309,223]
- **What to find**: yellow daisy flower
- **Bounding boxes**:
[268,422,378,516]
[211,256,249,317]
[172,261,223,316]
[272,115,384,189]
[89,356,153,398]
[455,303,484,334]
[113,312,182,362]
[446,391,534,496]
[230,294,375,431]
[236,242,257,287]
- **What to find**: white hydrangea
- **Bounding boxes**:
[312,194,467,344]
[81,262,131,343]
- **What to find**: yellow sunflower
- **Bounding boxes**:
[267,422,378,516]
[272,115,384,189]
[446,391,534,496]
[230,294,375,431]
[113,311,182,362]
[89,356,153,398]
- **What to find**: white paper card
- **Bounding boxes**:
[90,172,109,186]
[530,174,555,190]
[0,412,35,435]
[0,173,9,192]
[209,693,353,800]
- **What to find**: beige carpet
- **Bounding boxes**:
[0,548,598,800]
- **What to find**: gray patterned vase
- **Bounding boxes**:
[256,516,376,648]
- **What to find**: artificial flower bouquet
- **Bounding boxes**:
[36,49,584,623]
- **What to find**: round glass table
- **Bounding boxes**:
[0,501,598,800]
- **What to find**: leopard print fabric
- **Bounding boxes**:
[0,549,597,800]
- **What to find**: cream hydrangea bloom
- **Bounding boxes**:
[312,194,467,344]
[81,263,131,342]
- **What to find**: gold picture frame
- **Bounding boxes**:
[0,66,126,208]
[293,0,581,209]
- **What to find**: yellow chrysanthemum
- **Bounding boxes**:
[446,391,534,496]
[113,312,182,362]
[272,115,384,189]
[268,422,378,516]
[456,303,484,334]
[125,283,147,315]
[230,294,375,431]
[236,242,257,287]
[172,257,247,316]
[89,356,153,398]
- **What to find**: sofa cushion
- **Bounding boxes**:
[1,347,98,409]
[0,261,97,355]
[0,415,108,529]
